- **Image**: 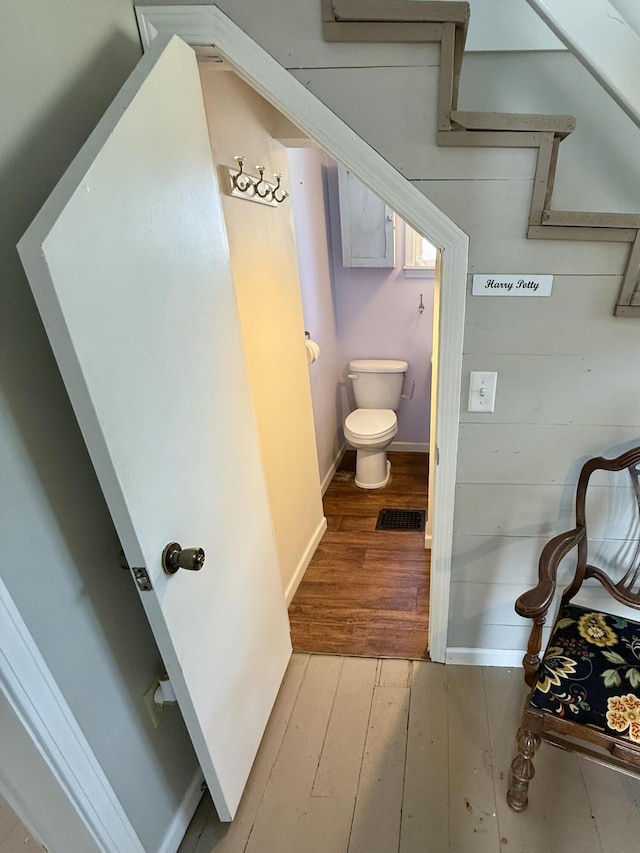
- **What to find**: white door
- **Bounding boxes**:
[17,34,292,822]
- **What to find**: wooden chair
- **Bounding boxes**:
[507,447,640,812]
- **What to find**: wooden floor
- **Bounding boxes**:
[179,653,640,853]
[289,451,430,659]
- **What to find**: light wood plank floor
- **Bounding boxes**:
[289,451,430,659]
[179,654,640,853]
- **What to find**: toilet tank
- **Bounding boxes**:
[348,359,408,409]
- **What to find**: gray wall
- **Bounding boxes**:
[0,1,198,848]
[293,47,640,650]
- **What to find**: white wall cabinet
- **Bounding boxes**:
[337,165,396,267]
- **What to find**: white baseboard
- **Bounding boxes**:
[157,770,205,853]
[0,578,144,852]
[389,441,429,453]
[320,443,347,495]
[285,516,328,605]
[446,647,525,668]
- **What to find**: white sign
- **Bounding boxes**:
[472,274,553,296]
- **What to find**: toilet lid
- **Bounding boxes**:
[345,408,397,438]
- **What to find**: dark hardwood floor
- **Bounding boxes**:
[289,451,430,659]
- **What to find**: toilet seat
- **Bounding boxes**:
[344,408,397,443]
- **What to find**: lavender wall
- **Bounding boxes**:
[289,151,434,483]
[327,166,434,445]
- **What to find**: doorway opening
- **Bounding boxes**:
[285,150,437,658]
[138,3,469,665]
[198,61,439,659]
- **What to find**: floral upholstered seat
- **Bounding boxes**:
[530,602,640,744]
[507,447,640,813]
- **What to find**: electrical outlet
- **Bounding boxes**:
[143,681,165,729]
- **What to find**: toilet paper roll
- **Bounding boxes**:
[305,339,320,365]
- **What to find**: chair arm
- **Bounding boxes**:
[515,527,586,621]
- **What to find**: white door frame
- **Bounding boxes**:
[136,4,468,663]
[0,578,145,853]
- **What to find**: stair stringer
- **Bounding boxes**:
[322,0,640,316]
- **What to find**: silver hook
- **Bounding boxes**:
[229,156,289,205]
[232,155,254,193]
[255,165,269,198]
[273,173,289,204]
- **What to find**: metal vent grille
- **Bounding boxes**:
[375,509,426,532]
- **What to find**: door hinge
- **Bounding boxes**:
[436,445,440,465]
[132,566,153,592]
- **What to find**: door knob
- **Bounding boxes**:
[162,542,205,575]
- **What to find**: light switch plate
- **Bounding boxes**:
[468,371,497,412]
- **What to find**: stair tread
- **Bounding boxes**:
[331,0,470,24]
[451,109,576,135]
[543,210,640,229]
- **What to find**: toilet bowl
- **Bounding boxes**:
[343,359,408,489]
[344,408,398,489]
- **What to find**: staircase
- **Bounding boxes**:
[322,0,640,316]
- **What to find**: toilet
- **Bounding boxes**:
[344,359,409,489]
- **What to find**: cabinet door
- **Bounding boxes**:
[338,165,396,267]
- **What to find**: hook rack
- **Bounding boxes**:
[229,156,289,207]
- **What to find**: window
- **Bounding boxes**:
[404,224,437,278]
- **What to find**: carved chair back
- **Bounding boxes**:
[508,446,640,813]
[562,446,640,609]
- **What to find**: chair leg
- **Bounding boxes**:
[507,727,541,812]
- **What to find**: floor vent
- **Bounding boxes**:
[375,509,426,532]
